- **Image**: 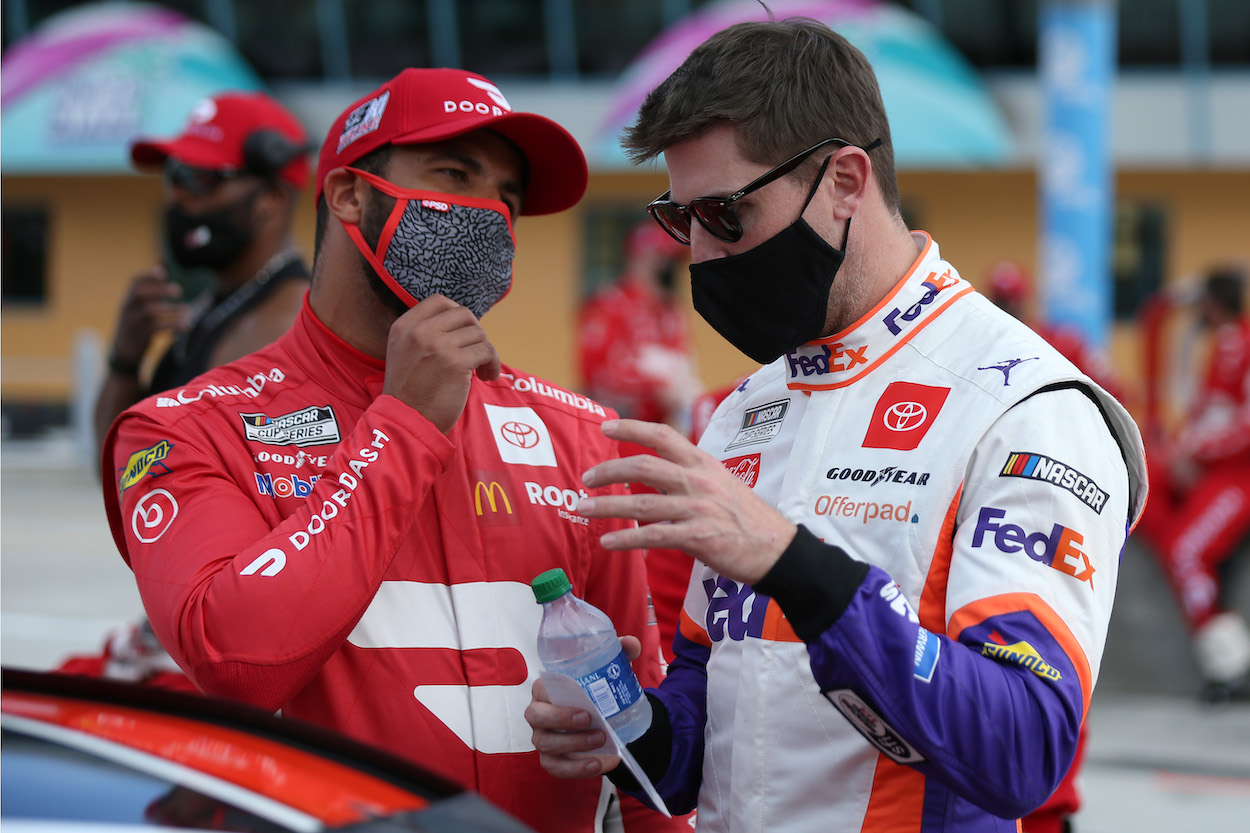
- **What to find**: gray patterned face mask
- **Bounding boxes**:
[342,167,515,317]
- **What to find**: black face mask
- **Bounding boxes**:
[690,214,848,365]
[164,188,260,269]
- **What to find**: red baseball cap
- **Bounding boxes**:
[625,220,688,260]
[987,260,1031,304]
[315,68,587,216]
[130,91,310,189]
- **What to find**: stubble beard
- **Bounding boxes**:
[358,188,410,319]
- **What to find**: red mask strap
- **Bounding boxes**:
[343,218,416,307]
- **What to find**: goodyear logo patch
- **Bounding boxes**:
[982,640,1062,682]
[119,440,173,492]
[1000,451,1108,514]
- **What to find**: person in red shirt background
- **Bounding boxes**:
[578,224,706,673]
[983,261,1128,833]
[1134,264,1250,703]
[577,221,702,435]
[987,261,1128,404]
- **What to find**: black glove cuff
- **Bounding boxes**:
[754,524,869,642]
[606,691,672,792]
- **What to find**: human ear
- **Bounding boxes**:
[322,167,366,225]
[827,147,871,220]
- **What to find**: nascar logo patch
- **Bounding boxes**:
[1000,451,1108,514]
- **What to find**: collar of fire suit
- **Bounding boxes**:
[784,232,974,393]
[288,296,388,407]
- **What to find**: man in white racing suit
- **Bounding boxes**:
[526,19,1147,832]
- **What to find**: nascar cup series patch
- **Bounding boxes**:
[240,406,341,448]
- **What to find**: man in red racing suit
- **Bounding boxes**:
[1135,265,1250,701]
[101,68,676,833]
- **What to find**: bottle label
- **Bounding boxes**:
[575,647,642,719]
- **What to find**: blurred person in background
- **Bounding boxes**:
[65,91,311,693]
[94,91,311,454]
[985,260,1124,833]
[987,260,1127,404]
[1134,264,1250,702]
[577,221,704,673]
[100,67,677,833]
[577,220,702,436]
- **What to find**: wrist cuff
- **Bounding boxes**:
[606,692,671,791]
[753,524,869,642]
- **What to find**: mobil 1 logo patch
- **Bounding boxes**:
[726,399,790,451]
[240,406,341,448]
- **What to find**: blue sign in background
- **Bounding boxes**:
[1039,0,1116,349]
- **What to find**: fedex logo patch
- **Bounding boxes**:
[862,382,950,450]
[883,270,959,335]
[785,342,868,380]
[702,575,798,643]
[705,576,764,642]
[972,506,1096,588]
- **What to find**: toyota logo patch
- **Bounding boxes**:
[883,401,928,432]
[501,421,539,448]
[863,382,950,450]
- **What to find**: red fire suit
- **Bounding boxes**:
[102,300,674,833]
[1137,317,1250,629]
[577,279,695,424]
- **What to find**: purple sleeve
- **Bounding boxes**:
[610,631,710,815]
[762,526,1082,819]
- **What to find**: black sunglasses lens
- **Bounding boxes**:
[691,200,742,243]
[166,162,229,195]
[650,202,692,245]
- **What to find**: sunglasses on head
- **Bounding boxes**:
[164,159,246,196]
[647,136,883,245]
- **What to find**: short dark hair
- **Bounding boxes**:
[312,144,394,259]
[622,18,899,213]
[1205,265,1246,317]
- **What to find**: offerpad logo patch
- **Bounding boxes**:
[862,382,950,451]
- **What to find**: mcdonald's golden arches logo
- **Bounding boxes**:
[472,471,520,527]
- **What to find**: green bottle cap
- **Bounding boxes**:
[531,568,572,603]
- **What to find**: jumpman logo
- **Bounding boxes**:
[977,356,1039,387]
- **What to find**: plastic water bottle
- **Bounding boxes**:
[532,567,653,744]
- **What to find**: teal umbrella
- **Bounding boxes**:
[593,0,1014,168]
[1,2,265,175]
